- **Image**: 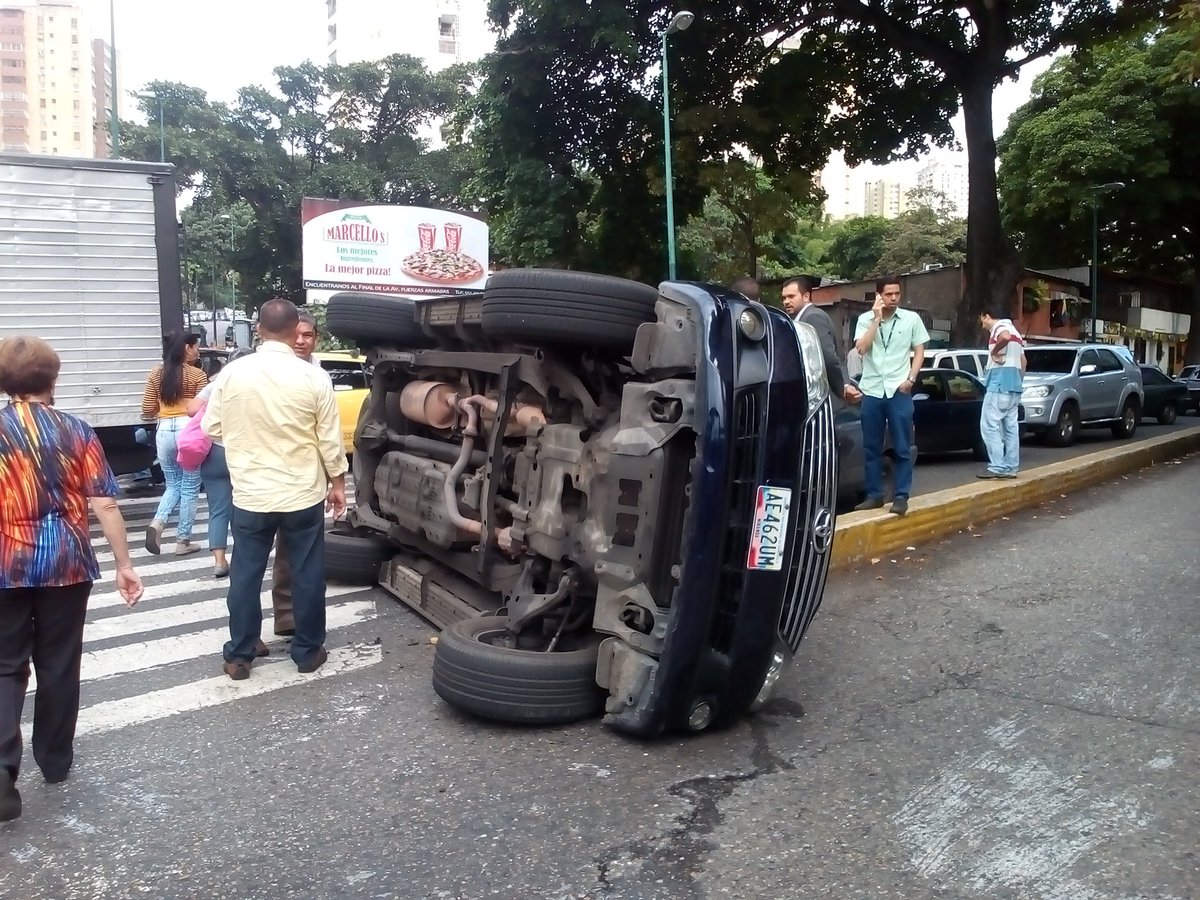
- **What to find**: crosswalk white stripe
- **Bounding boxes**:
[74,643,384,737]
[89,573,243,611]
[84,585,363,642]
[100,552,237,581]
[29,599,375,692]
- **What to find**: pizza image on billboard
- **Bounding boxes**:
[401,249,486,285]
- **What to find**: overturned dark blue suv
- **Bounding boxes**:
[327,269,838,738]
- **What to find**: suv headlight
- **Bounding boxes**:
[1023,384,1052,399]
[794,321,829,417]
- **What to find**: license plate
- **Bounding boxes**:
[746,485,792,572]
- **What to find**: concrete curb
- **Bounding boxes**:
[830,425,1200,570]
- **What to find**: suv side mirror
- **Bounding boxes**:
[1079,363,1098,375]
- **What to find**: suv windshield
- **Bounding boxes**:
[1024,349,1078,374]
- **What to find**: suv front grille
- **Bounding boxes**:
[709,386,764,653]
[779,400,837,652]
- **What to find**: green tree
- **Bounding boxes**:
[121,57,474,309]
[998,24,1200,362]
[875,188,967,275]
[823,216,891,281]
[475,1,1163,338]
[676,159,817,283]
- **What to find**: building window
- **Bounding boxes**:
[327,23,336,43]
[326,0,336,15]
[73,131,79,141]
[438,15,458,54]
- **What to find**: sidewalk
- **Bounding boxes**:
[831,424,1200,570]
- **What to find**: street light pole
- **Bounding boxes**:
[1086,181,1125,342]
[109,0,119,158]
[135,92,165,161]
[220,214,235,314]
[659,10,695,281]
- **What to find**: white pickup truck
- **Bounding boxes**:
[0,154,184,473]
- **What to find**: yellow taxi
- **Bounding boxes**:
[314,351,371,454]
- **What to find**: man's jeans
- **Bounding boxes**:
[224,501,326,666]
[861,391,915,500]
[981,390,1021,475]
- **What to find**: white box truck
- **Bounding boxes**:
[0,154,184,474]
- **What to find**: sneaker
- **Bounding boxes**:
[145,519,164,555]
[0,771,20,822]
[854,496,885,511]
[213,565,230,578]
[890,496,909,516]
[999,472,1018,479]
[175,541,201,557]
[976,471,1003,479]
[223,660,251,681]
[297,646,328,674]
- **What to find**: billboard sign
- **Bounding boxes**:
[301,198,488,297]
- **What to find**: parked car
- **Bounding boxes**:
[1138,365,1190,424]
[325,272,839,738]
[1020,344,1144,446]
[924,348,990,380]
[313,350,371,454]
[1176,364,1200,414]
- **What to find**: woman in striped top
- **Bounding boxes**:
[140,331,207,556]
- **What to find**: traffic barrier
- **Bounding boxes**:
[831,425,1200,570]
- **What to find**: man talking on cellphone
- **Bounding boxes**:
[852,276,929,516]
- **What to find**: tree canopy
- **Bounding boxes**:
[119,56,473,310]
[473,1,1165,340]
[998,21,1200,361]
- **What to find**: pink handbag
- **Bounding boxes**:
[177,401,213,472]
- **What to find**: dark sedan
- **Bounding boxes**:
[837,368,1018,510]
[1139,365,1191,423]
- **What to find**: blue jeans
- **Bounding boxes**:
[200,444,232,551]
[981,391,1021,474]
[154,417,201,540]
[861,392,915,500]
[224,502,326,666]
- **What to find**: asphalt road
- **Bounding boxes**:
[2,454,1197,899]
[912,416,1198,497]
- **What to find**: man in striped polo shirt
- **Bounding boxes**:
[978,306,1025,479]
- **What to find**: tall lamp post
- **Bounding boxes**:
[1087,181,1125,342]
[659,10,694,281]
[135,91,165,162]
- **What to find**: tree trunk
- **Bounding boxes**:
[955,75,1023,346]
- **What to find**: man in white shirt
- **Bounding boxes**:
[202,299,348,680]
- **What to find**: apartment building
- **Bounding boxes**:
[91,36,115,157]
[917,156,969,217]
[325,0,494,71]
[0,0,97,156]
[863,179,909,219]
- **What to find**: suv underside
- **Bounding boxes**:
[327,269,837,737]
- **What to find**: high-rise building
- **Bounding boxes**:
[0,0,96,156]
[818,151,864,220]
[325,0,494,72]
[91,36,116,158]
[917,157,969,217]
[864,179,908,219]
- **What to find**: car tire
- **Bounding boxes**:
[480,269,659,351]
[1045,402,1079,447]
[432,615,606,725]
[1157,402,1177,426]
[1111,397,1140,438]
[325,292,436,348]
[324,526,393,585]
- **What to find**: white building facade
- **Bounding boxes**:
[917,157,969,217]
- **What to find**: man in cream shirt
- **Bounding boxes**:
[202,299,348,680]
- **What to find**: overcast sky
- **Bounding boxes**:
[83,0,1051,178]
